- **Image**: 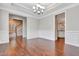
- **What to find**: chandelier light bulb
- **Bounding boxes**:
[33,9,36,13]
[37,11,40,13]
[41,9,44,12]
[33,6,35,9]
[33,4,45,15]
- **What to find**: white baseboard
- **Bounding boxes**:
[65,41,79,47]
[0,40,9,44]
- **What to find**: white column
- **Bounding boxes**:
[0,9,9,44]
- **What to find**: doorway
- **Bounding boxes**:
[9,18,23,46]
[55,13,65,55]
[55,13,65,40]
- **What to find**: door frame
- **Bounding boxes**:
[53,10,66,41]
[9,18,24,42]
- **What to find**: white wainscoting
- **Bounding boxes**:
[27,31,38,39]
[0,31,9,44]
[38,30,55,40]
[65,31,79,47]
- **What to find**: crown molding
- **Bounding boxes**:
[0,3,79,20]
[45,3,62,12]
[38,3,79,19]
[0,4,39,19]
[12,3,35,15]
[14,3,33,12]
[13,3,62,17]
[15,3,62,16]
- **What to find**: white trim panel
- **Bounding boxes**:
[65,31,79,47]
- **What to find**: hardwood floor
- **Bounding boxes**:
[0,37,79,56]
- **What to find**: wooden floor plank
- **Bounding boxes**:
[0,37,79,56]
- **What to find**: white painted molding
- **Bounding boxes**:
[0,41,9,44]
[14,3,32,11]
[0,4,39,19]
[0,3,79,19]
[15,3,60,14]
[65,42,79,47]
[39,3,79,19]
[45,3,62,12]
[65,31,79,47]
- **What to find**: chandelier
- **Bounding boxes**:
[33,4,45,15]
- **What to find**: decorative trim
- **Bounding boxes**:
[0,41,9,44]
[14,3,32,11]
[65,31,79,47]
[45,3,62,12]
[0,4,39,19]
[0,4,79,19]
[66,42,79,47]
[39,3,79,19]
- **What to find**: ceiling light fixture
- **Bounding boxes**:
[33,4,45,15]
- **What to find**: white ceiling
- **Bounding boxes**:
[19,3,56,10]
[13,3,61,15]
[0,3,76,19]
[13,3,74,16]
